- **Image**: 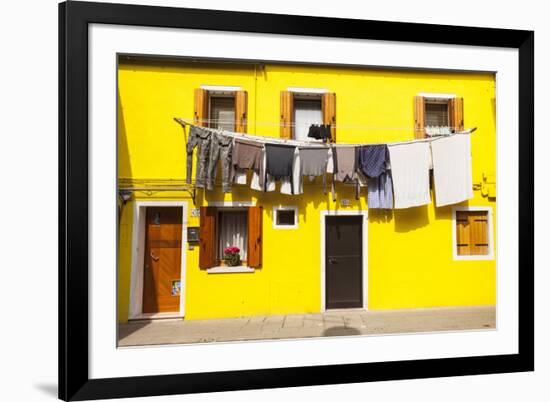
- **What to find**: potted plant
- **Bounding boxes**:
[223,246,241,266]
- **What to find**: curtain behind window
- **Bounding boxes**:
[425,102,452,136]
[294,99,323,141]
[218,210,248,261]
[210,97,236,132]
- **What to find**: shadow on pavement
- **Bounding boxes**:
[117,321,151,342]
[323,326,361,337]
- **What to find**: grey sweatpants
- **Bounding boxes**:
[186,126,211,188]
[206,133,234,192]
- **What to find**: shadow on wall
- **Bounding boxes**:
[393,205,430,232]
[368,205,430,232]
[118,92,133,181]
[368,208,393,224]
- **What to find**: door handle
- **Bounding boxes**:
[328,257,337,264]
[150,251,159,261]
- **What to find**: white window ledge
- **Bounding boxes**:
[206,266,255,274]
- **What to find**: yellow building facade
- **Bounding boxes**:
[117,57,496,323]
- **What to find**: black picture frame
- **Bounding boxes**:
[59,1,534,400]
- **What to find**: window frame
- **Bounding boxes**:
[195,85,248,132]
[422,93,455,136]
[208,93,237,132]
[293,95,324,141]
[281,88,336,141]
[272,205,299,229]
[415,92,462,138]
[216,207,249,265]
[200,202,262,273]
[451,206,495,261]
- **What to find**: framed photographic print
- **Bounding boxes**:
[59,1,534,400]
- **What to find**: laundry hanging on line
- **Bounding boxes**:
[182,123,474,209]
[358,145,394,210]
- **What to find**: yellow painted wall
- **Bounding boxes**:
[117,58,496,323]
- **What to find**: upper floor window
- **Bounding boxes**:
[280,88,336,142]
[194,86,248,133]
[294,95,323,141]
[414,93,464,139]
[209,95,236,132]
[425,99,450,136]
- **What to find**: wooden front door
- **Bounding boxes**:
[325,216,363,309]
[142,207,183,314]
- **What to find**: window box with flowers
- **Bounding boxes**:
[223,246,241,266]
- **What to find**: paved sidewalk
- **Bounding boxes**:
[118,305,495,347]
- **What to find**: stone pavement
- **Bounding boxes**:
[117,305,495,347]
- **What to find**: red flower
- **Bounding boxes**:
[224,246,240,254]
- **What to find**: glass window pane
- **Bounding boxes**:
[294,99,322,140]
[210,96,236,131]
[276,210,295,226]
[425,102,449,127]
[218,210,248,260]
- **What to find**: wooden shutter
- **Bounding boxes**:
[449,97,464,132]
[247,206,263,267]
[322,92,337,142]
[194,88,209,127]
[235,90,248,133]
[280,91,294,139]
[469,211,489,255]
[456,210,489,256]
[455,211,471,255]
[199,206,217,268]
[414,96,426,139]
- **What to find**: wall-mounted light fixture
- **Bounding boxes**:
[118,189,132,205]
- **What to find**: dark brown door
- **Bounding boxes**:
[142,207,183,314]
[325,216,363,309]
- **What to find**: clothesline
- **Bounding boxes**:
[175,117,474,132]
[173,117,477,148]
[180,117,475,210]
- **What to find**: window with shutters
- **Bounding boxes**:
[414,94,464,139]
[280,89,336,142]
[217,209,248,262]
[452,207,494,260]
[194,87,248,133]
[199,206,263,269]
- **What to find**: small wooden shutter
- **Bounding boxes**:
[322,92,337,142]
[247,206,263,267]
[470,211,489,255]
[414,96,426,139]
[280,91,294,139]
[456,210,489,256]
[449,97,464,132]
[199,206,217,268]
[235,90,248,133]
[456,211,471,255]
[194,88,209,127]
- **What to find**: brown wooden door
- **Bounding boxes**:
[325,216,363,309]
[142,207,183,314]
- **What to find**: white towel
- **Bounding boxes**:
[326,147,334,173]
[280,148,303,195]
[388,142,431,209]
[250,147,275,192]
[233,168,247,185]
[431,134,474,207]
